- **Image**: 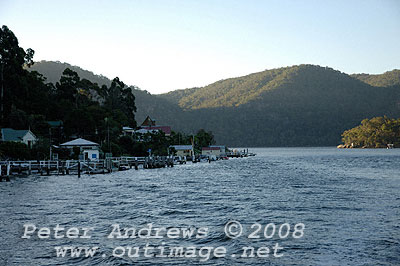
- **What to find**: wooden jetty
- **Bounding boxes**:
[227,149,256,158]
[0,152,254,181]
[0,156,175,181]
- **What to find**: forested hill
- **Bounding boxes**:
[159,65,400,109]
[351,69,400,87]
[160,65,400,146]
[28,61,400,146]
[29,61,112,87]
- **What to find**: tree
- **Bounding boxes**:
[0,25,35,126]
[194,129,215,151]
[104,77,137,128]
[55,68,80,104]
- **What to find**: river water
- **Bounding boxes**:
[0,147,399,265]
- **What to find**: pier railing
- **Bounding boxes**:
[0,156,176,179]
[0,152,254,181]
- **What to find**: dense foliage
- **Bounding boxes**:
[341,116,400,148]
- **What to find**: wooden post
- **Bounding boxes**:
[78,161,81,178]
[0,165,4,182]
[105,158,111,173]
[7,162,10,176]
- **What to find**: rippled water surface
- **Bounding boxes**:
[1,148,400,265]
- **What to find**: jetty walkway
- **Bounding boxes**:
[0,156,176,181]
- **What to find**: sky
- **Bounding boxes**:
[1,0,400,94]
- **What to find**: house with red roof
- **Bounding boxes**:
[123,116,171,138]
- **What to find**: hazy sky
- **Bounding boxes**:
[1,0,399,94]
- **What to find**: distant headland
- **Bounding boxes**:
[337,116,399,149]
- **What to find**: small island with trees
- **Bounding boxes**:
[338,116,400,148]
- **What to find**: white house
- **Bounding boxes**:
[122,126,135,136]
[170,145,193,157]
[60,138,100,160]
[202,146,226,157]
[202,147,221,157]
[123,127,162,142]
[1,128,38,148]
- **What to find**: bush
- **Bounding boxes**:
[0,142,31,160]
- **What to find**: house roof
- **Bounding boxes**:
[170,145,193,150]
[1,128,35,142]
[141,126,171,135]
[47,120,63,127]
[60,138,99,146]
[141,116,156,126]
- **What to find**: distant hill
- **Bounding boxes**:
[28,61,400,147]
[351,69,400,87]
[29,61,112,87]
[160,65,400,110]
[162,65,400,146]
[162,66,294,109]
